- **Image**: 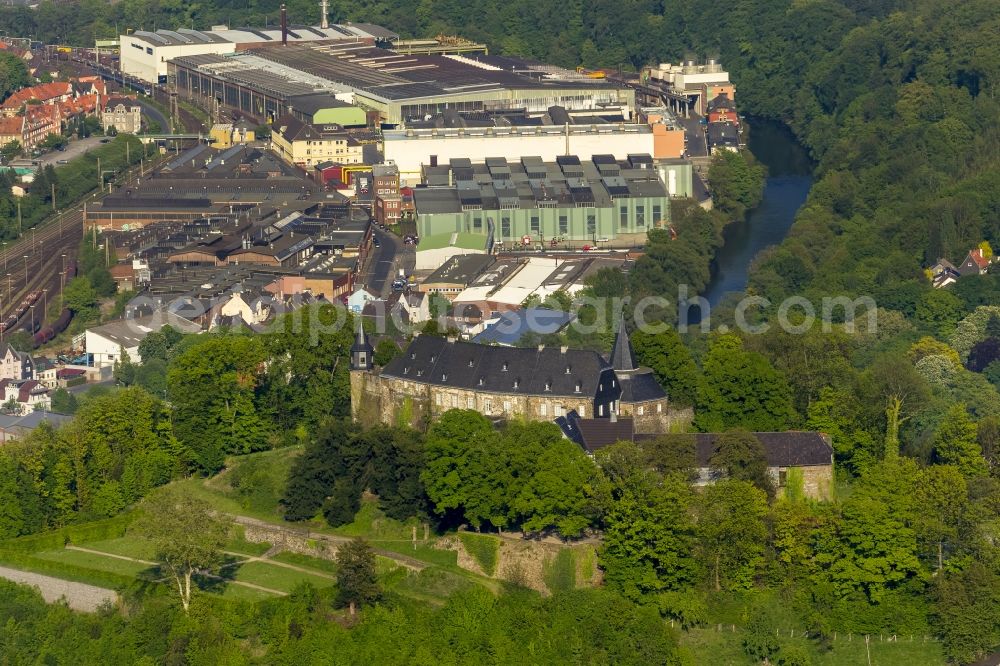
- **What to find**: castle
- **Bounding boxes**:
[350,318,686,433]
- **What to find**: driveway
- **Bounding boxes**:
[34,135,106,168]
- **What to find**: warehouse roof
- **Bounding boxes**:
[129,23,392,47]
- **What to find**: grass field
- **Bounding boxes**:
[34,548,158,579]
[226,560,334,594]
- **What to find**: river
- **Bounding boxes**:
[697,118,813,314]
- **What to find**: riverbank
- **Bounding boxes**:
[699,118,814,312]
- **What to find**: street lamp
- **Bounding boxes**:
[22,255,27,288]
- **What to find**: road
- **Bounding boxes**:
[363,227,401,297]
[0,565,117,612]
[135,99,169,133]
[678,113,708,158]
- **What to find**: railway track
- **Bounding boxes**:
[0,153,172,336]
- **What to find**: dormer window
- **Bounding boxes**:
[442,373,447,381]
[411,352,416,360]
[574,382,581,393]
[544,380,551,392]
[565,366,571,374]
[430,355,436,362]
[502,361,509,372]
[478,377,485,386]
[468,359,474,367]
[403,367,409,374]
[416,370,423,377]
[513,379,520,389]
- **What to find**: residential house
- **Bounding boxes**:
[271,114,364,168]
[706,94,738,126]
[1,378,51,414]
[84,311,201,367]
[0,104,61,151]
[101,96,142,135]
[958,248,991,276]
[929,258,960,289]
[348,287,378,314]
[0,411,73,442]
[0,82,73,117]
[0,344,34,381]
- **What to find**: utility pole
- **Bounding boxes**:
[51,182,56,211]
[96,156,101,188]
[16,200,21,235]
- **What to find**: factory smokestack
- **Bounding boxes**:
[320,0,329,29]
[280,4,288,45]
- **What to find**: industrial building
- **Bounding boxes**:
[248,46,636,127]
[384,114,655,186]
[643,59,734,115]
[121,20,397,84]
[83,144,327,231]
[410,154,671,254]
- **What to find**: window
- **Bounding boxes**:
[358,352,366,365]
[620,205,628,228]
[579,405,585,417]
[586,214,596,236]
[653,204,662,224]
[451,395,458,408]
[540,403,548,416]
[636,205,645,227]
[503,400,512,413]
[435,394,442,406]
[657,403,662,413]
[467,397,474,409]
[778,470,788,487]
[598,404,604,416]
[530,215,540,234]
[473,216,482,231]
[484,400,493,413]
[558,214,568,235]
[556,404,565,417]
[501,215,511,238]
[638,405,644,415]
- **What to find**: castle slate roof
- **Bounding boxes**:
[381,335,616,399]
[617,371,666,403]
[665,432,833,467]
[610,319,637,371]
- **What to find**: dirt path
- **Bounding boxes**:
[222,551,335,580]
[0,565,117,612]
[66,545,158,566]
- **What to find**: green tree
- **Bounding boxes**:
[113,347,137,385]
[914,465,969,573]
[696,479,768,591]
[0,140,20,160]
[599,471,697,599]
[861,354,931,460]
[932,404,988,477]
[168,335,269,473]
[709,430,774,498]
[48,388,77,415]
[135,489,230,612]
[335,538,380,616]
[631,328,699,406]
[373,338,401,366]
[695,334,796,432]
[707,150,766,218]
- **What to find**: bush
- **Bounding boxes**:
[458,531,500,576]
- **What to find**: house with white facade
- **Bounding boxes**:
[84,312,201,368]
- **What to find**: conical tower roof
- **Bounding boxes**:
[610,315,637,372]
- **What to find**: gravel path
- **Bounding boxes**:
[0,565,117,612]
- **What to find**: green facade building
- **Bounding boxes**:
[413,155,671,248]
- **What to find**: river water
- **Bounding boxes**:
[698,119,813,310]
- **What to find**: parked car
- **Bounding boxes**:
[373,237,380,248]
[391,279,406,291]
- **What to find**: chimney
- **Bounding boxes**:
[560,345,568,354]
[320,0,329,29]
[280,4,288,45]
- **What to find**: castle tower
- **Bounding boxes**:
[610,315,671,433]
[350,317,373,371]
